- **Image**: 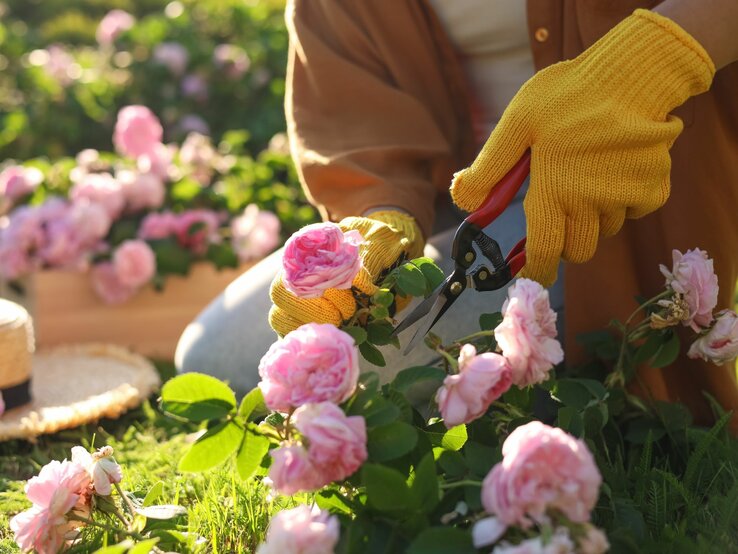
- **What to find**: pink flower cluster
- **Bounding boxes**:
[486,525,608,554]
[258,323,366,495]
[96,9,135,46]
[91,240,156,304]
[139,209,224,254]
[268,402,367,495]
[257,505,339,554]
[10,446,122,554]
[0,165,43,203]
[282,222,364,298]
[231,204,281,262]
[482,422,601,530]
[660,248,718,332]
[213,44,251,80]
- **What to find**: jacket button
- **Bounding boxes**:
[534,27,549,42]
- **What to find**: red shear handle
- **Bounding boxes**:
[506,237,527,277]
[466,149,531,228]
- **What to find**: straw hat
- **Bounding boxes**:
[0,298,160,441]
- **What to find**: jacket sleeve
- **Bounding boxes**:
[284,0,456,238]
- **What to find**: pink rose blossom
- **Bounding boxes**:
[231,204,281,262]
[70,172,125,219]
[578,525,609,554]
[257,505,339,554]
[112,240,156,288]
[11,459,91,554]
[259,323,359,411]
[138,211,178,240]
[173,210,222,254]
[113,106,164,159]
[267,445,323,495]
[137,142,175,181]
[282,222,364,298]
[294,402,367,484]
[482,422,601,529]
[117,169,165,211]
[96,9,135,45]
[213,44,251,80]
[181,74,209,101]
[91,262,136,304]
[40,200,111,268]
[0,166,43,201]
[687,309,738,364]
[660,248,719,331]
[436,344,512,428]
[36,44,75,87]
[472,516,508,548]
[179,132,216,184]
[491,529,575,554]
[152,42,189,75]
[71,446,123,496]
[494,278,563,387]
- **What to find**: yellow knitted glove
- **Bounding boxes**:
[450,9,715,286]
[269,211,424,336]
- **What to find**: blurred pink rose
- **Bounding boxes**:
[494,278,563,387]
[41,200,111,268]
[0,391,4,416]
[578,525,609,554]
[138,212,178,240]
[267,445,322,495]
[0,205,46,279]
[257,505,339,554]
[152,42,189,75]
[436,344,512,428]
[137,142,176,181]
[491,529,575,554]
[113,240,156,288]
[113,106,164,159]
[91,262,136,304]
[179,132,216,184]
[70,172,125,219]
[181,74,209,102]
[117,169,165,211]
[71,446,123,497]
[688,309,738,364]
[660,248,718,331]
[482,421,601,529]
[173,210,222,254]
[11,459,90,554]
[96,9,135,45]
[259,323,359,411]
[33,44,75,87]
[231,204,281,262]
[294,402,367,484]
[0,166,43,201]
[282,222,364,298]
[176,114,211,137]
[213,44,251,80]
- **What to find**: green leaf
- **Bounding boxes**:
[553,379,599,410]
[315,489,353,515]
[410,453,440,512]
[397,263,428,297]
[370,305,390,320]
[651,332,681,368]
[366,320,396,346]
[238,388,267,421]
[92,543,131,554]
[135,504,187,520]
[362,397,401,428]
[372,289,395,307]
[170,177,203,202]
[236,430,270,481]
[178,421,243,472]
[363,464,418,513]
[368,421,419,462]
[479,312,503,331]
[392,366,446,393]
[463,441,497,476]
[342,325,368,346]
[557,406,584,437]
[160,373,237,422]
[407,528,475,554]
[435,448,467,477]
[360,342,386,367]
[128,540,161,554]
[142,481,164,507]
[426,423,468,451]
[150,237,193,276]
[414,258,446,292]
[206,243,239,270]
[633,332,663,365]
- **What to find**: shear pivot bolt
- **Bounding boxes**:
[478,270,488,280]
[464,252,474,263]
[450,282,463,295]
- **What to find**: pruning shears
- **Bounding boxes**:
[392,150,531,353]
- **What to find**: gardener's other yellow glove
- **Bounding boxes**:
[450,9,715,286]
[269,211,423,336]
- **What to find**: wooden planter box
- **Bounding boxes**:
[1,263,250,360]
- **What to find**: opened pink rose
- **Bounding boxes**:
[482,421,601,529]
[113,106,164,159]
[282,222,364,298]
[257,505,339,554]
[494,278,563,387]
[71,446,122,497]
[152,42,189,75]
[688,309,738,364]
[91,262,136,304]
[0,166,43,201]
[138,211,178,240]
[660,248,718,331]
[96,9,135,45]
[117,169,165,211]
[258,323,359,411]
[294,402,367,484]
[267,445,322,496]
[231,204,281,262]
[436,344,512,428]
[173,209,222,254]
[70,172,125,219]
[112,240,156,289]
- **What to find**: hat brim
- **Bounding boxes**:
[0,343,160,441]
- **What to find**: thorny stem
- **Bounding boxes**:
[625,290,672,326]
[452,330,497,345]
[114,482,138,520]
[68,514,146,541]
[440,479,483,490]
[435,347,458,373]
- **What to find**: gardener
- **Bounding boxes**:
[177,0,738,428]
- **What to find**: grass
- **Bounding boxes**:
[0,364,297,554]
